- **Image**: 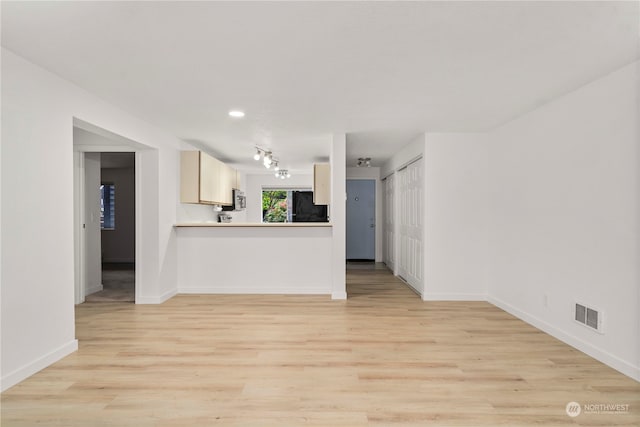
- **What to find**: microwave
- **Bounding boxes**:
[222,189,246,211]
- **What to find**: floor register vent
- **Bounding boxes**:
[574,302,604,334]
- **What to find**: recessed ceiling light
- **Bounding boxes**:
[228,110,245,118]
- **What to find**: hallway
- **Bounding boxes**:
[84,262,135,303]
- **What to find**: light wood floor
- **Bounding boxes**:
[2,265,639,426]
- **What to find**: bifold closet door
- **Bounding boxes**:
[397,158,423,294]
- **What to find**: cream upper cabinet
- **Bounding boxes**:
[217,162,234,206]
[181,151,235,205]
[180,151,202,203]
[199,152,219,203]
[313,163,331,205]
[234,169,242,191]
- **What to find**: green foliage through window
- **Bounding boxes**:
[262,190,288,222]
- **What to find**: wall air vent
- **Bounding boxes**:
[574,302,604,334]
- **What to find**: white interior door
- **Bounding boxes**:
[73,152,103,303]
[346,180,376,260]
[397,158,423,294]
[84,153,103,297]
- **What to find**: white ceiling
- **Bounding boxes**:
[2,1,639,171]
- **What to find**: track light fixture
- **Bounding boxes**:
[356,157,372,167]
[252,147,290,176]
[275,170,291,179]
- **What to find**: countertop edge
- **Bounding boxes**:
[175,223,332,228]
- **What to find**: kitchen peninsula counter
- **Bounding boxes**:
[175,222,333,295]
[175,222,332,227]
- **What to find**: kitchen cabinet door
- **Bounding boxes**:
[199,152,219,204]
[180,151,201,204]
[181,151,235,205]
[313,163,331,205]
[217,163,234,205]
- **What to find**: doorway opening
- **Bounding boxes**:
[87,152,136,302]
[73,120,150,305]
[75,148,136,303]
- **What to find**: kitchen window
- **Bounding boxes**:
[262,188,328,223]
[262,189,290,223]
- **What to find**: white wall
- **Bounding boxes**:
[330,134,347,299]
[177,226,332,294]
[487,61,640,381]
[84,153,103,294]
[177,202,220,223]
[245,173,313,223]
[346,167,383,262]
[101,166,136,263]
[423,133,489,300]
[1,48,183,391]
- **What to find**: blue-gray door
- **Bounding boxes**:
[346,179,376,260]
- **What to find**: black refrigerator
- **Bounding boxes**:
[291,191,328,222]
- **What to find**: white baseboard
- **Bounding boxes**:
[136,288,177,304]
[332,291,347,300]
[178,286,330,295]
[1,339,78,392]
[422,292,487,301]
[488,295,640,382]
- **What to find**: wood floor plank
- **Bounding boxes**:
[2,264,638,426]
